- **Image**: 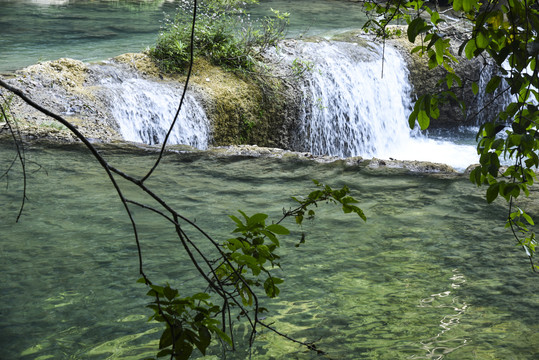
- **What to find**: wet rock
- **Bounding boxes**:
[364,157,457,173]
[4,58,122,143]
[111,53,161,78]
[205,145,458,175]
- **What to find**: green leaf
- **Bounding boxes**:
[411,45,425,54]
[342,204,367,221]
[503,183,521,199]
[486,183,499,203]
[229,214,245,230]
[469,167,482,185]
[462,0,476,12]
[196,326,211,355]
[156,348,173,358]
[430,102,440,119]
[247,213,268,227]
[261,230,279,246]
[522,211,535,226]
[486,76,501,94]
[472,82,479,95]
[240,285,254,305]
[226,237,244,251]
[418,110,430,130]
[237,252,255,264]
[464,39,477,59]
[191,292,211,301]
[264,277,283,297]
[209,325,232,347]
[430,11,441,25]
[266,223,290,235]
[408,17,426,43]
[408,108,418,129]
[175,341,193,360]
[476,30,489,49]
[256,244,272,259]
[428,54,438,68]
[163,285,178,301]
[446,73,454,89]
[150,285,165,296]
[159,326,173,349]
[434,38,444,65]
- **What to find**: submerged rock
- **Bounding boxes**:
[205,145,459,175]
[365,157,456,173]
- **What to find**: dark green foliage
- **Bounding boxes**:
[363,0,539,271]
[141,279,227,359]
[148,0,289,73]
[291,179,367,226]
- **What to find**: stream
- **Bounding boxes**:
[0,0,369,72]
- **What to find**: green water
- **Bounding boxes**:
[1,141,538,359]
[0,0,368,72]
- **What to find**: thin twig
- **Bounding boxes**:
[141,0,198,183]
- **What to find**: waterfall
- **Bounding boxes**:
[87,43,479,169]
[469,60,512,125]
[289,40,478,170]
[292,41,414,159]
[97,65,210,149]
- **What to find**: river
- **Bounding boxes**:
[1,141,538,359]
[1,1,536,359]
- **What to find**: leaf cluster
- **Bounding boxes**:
[290,179,367,229]
[141,180,365,359]
[142,281,225,359]
[218,210,288,304]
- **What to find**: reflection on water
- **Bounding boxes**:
[1,141,538,359]
[416,269,469,359]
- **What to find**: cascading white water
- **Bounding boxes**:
[99,67,210,148]
[295,41,414,158]
[469,60,513,125]
[90,42,480,170]
[292,40,478,170]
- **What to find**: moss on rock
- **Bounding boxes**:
[112,53,161,78]
[170,57,299,148]
[20,58,89,90]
